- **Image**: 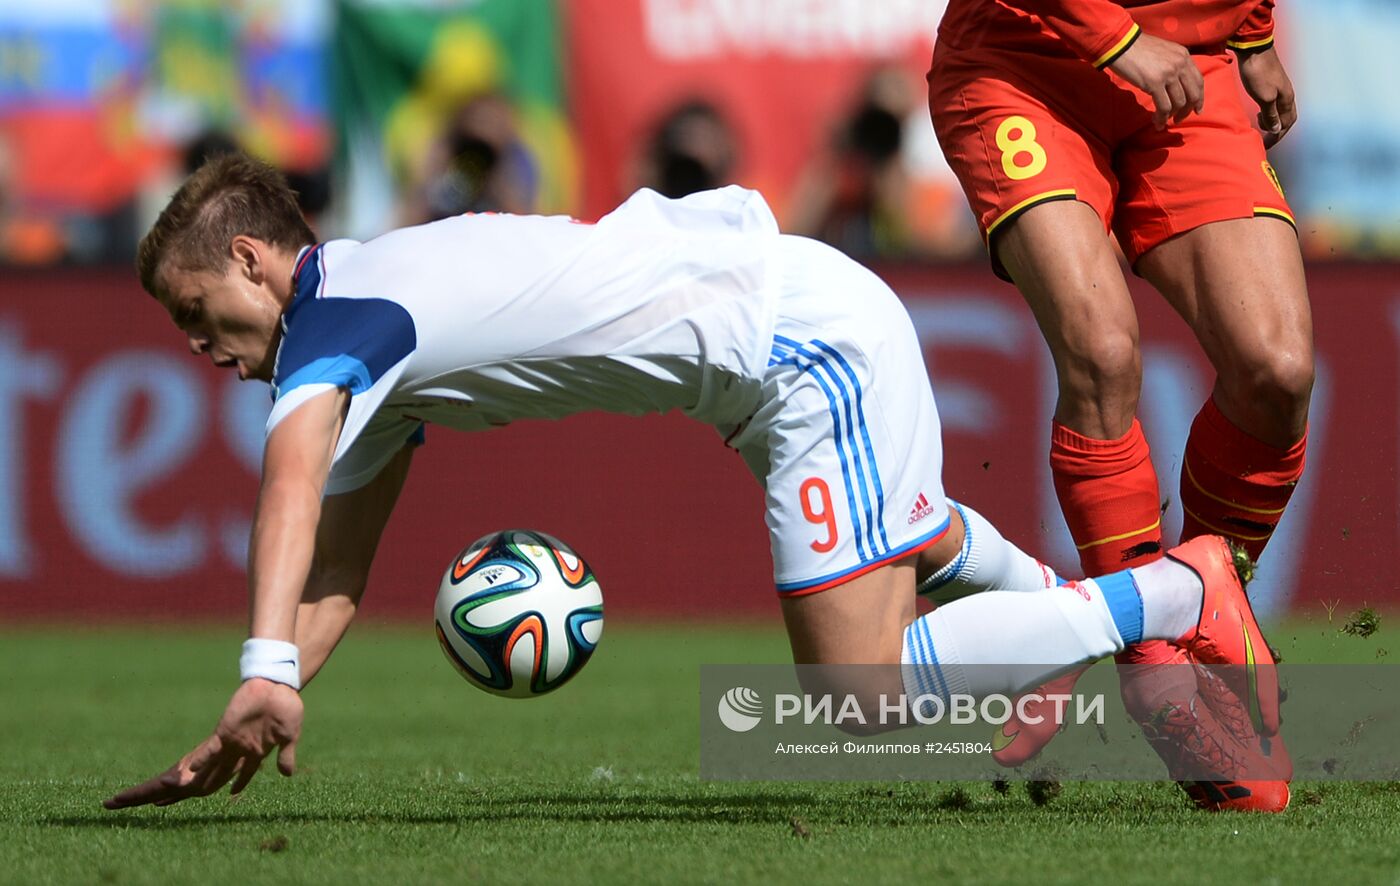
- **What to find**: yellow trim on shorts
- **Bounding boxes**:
[1075,517,1162,551]
[1254,207,1296,229]
[1227,35,1275,52]
[1093,24,1142,69]
[985,189,1078,239]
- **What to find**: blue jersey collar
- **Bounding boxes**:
[286,243,325,324]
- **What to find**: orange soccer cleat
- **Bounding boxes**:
[1144,668,1291,812]
[1167,535,1281,738]
[1184,779,1291,813]
[991,669,1084,767]
[1174,658,1291,812]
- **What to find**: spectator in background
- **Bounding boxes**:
[283,164,332,228]
[0,125,145,266]
[789,68,980,261]
[635,100,738,199]
[139,128,332,240]
[184,129,330,226]
[182,130,241,176]
[406,93,538,223]
[789,69,907,259]
[0,133,65,266]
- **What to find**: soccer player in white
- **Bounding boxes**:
[105,155,1282,809]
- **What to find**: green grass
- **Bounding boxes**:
[1,619,1396,885]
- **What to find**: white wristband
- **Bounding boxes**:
[240,638,301,690]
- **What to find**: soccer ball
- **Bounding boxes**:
[434,529,604,698]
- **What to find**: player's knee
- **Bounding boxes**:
[1055,329,1142,407]
[1263,350,1315,412]
[1232,348,1314,428]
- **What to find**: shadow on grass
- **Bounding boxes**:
[43,783,1177,830]
[44,811,466,830]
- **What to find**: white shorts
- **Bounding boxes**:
[726,235,949,595]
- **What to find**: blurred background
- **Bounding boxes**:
[0,0,1395,625]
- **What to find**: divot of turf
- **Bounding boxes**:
[1026,767,1063,807]
[1341,607,1380,639]
[1229,542,1257,586]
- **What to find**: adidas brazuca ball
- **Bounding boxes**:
[434,530,604,698]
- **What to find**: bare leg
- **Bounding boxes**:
[1138,217,1312,555]
[781,558,917,667]
[997,200,1166,574]
[992,200,1185,752]
[996,200,1142,439]
[1137,217,1313,448]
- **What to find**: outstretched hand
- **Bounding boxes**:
[1238,46,1297,148]
[103,678,304,809]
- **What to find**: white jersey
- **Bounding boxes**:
[266,187,783,494]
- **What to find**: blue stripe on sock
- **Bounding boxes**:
[905,622,939,719]
[903,625,936,703]
[921,500,972,593]
[917,618,949,700]
[922,548,966,594]
[1096,570,1145,646]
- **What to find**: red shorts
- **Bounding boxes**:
[929,45,1294,278]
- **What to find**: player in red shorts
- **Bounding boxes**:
[928,0,1308,811]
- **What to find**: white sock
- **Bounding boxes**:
[1132,558,1204,641]
[901,579,1127,703]
[917,501,1059,603]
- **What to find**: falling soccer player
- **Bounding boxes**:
[103,154,1284,811]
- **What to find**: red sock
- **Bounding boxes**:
[1050,421,1180,675]
[1050,419,1164,576]
[1179,397,1307,560]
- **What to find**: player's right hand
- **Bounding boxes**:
[1237,46,1297,148]
[1108,33,1206,130]
[103,678,304,809]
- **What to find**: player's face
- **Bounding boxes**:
[159,260,284,382]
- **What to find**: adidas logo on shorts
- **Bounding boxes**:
[908,492,936,525]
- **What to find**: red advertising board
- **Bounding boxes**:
[0,263,1394,623]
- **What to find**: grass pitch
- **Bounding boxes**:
[2,620,1396,885]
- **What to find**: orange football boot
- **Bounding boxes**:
[1184,779,1290,813]
[1175,659,1291,812]
[1142,687,1291,812]
[1167,535,1281,738]
[991,669,1084,767]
